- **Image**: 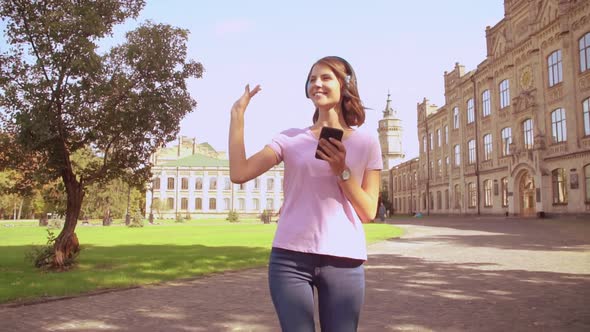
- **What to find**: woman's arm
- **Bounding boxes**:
[229,84,278,184]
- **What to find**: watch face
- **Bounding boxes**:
[341,169,351,180]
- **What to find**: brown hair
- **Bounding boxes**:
[306,56,366,127]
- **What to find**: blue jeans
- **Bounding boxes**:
[268,247,365,332]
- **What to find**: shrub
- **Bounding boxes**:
[127,211,145,228]
[226,210,239,223]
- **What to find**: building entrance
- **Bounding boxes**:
[519,171,536,217]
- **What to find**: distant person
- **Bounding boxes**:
[378,202,386,222]
[228,56,382,331]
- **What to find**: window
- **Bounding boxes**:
[209,177,217,190]
[181,197,188,210]
[482,90,491,117]
[195,177,202,190]
[167,177,175,190]
[267,178,274,191]
[584,98,590,136]
[436,129,441,147]
[429,133,434,150]
[444,125,449,144]
[238,198,245,210]
[548,50,563,87]
[266,198,274,210]
[551,108,567,143]
[483,180,492,207]
[436,191,442,210]
[454,184,461,208]
[209,198,217,210]
[501,127,512,156]
[499,79,510,109]
[501,177,508,207]
[468,183,477,208]
[254,178,260,190]
[453,107,459,129]
[551,168,568,204]
[224,198,230,210]
[167,198,174,209]
[223,177,231,190]
[445,189,449,209]
[181,178,188,190]
[252,198,259,211]
[445,157,450,176]
[483,134,492,160]
[152,198,160,209]
[454,145,461,166]
[523,119,534,150]
[239,183,245,190]
[422,135,426,153]
[429,192,434,210]
[195,198,202,210]
[585,165,590,202]
[468,140,476,164]
[437,159,442,178]
[153,178,160,190]
[466,98,475,124]
[580,32,590,72]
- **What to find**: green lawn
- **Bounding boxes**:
[0,220,402,304]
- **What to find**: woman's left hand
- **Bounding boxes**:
[317,138,347,176]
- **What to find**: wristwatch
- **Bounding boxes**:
[339,168,351,181]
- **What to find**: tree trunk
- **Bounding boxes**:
[17,198,23,220]
[53,170,84,269]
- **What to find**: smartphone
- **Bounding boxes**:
[315,127,344,160]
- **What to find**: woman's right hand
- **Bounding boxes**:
[232,84,261,116]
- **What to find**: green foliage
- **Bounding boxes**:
[174,213,184,223]
[24,228,79,270]
[226,210,239,223]
[0,0,203,254]
[127,211,144,228]
[260,209,274,224]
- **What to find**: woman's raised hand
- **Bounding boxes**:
[232,84,261,115]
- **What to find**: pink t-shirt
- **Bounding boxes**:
[267,127,383,260]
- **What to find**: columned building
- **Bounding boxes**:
[145,136,284,219]
[378,93,404,196]
[391,0,590,216]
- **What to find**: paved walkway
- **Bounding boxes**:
[1,216,589,331]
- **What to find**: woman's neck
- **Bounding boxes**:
[313,107,350,130]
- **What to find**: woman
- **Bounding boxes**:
[229,56,382,331]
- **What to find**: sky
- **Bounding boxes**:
[4,1,506,161]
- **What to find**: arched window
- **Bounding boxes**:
[499,79,510,109]
[153,178,161,190]
[252,198,259,211]
[483,134,493,160]
[483,180,493,207]
[468,183,477,208]
[579,32,590,72]
[167,197,174,210]
[467,98,475,124]
[548,50,563,87]
[501,127,512,156]
[482,90,491,117]
[468,140,476,164]
[523,119,534,150]
[195,198,202,210]
[454,184,461,209]
[583,98,590,136]
[551,168,568,204]
[238,198,245,210]
[167,177,175,190]
[224,198,230,210]
[209,177,217,190]
[195,177,203,190]
[501,177,508,207]
[181,178,189,190]
[209,198,216,210]
[454,145,461,166]
[453,107,460,128]
[551,108,567,143]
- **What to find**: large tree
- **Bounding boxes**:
[0,0,203,268]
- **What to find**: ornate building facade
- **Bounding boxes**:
[390,0,590,216]
[145,136,284,218]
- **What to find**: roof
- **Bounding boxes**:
[160,153,229,167]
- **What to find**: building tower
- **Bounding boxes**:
[378,92,404,200]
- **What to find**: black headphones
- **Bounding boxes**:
[305,56,357,98]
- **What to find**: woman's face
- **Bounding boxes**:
[307,63,342,110]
